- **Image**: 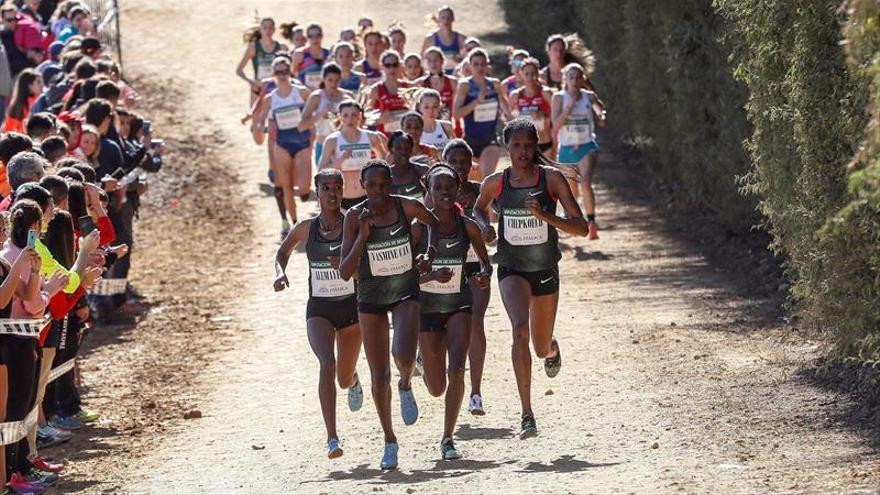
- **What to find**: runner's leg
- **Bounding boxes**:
[419,330,446,397]
[295,146,313,201]
[335,323,361,389]
[468,278,489,398]
[274,143,298,222]
[444,312,471,439]
[500,275,534,417]
[360,312,396,443]
[390,301,419,390]
[307,318,339,442]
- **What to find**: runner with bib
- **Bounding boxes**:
[510,58,553,154]
[472,118,588,439]
[551,63,606,240]
[273,169,364,460]
[389,24,407,58]
[413,164,491,460]
[441,139,490,415]
[300,63,353,168]
[501,49,530,108]
[452,49,511,178]
[292,24,330,91]
[318,100,386,209]
[332,42,366,93]
[415,89,454,151]
[338,160,440,470]
[280,21,307,51]
[254,57,313,223]
[368,51,409,137]
[421,6,467,75]
[403,53,425,83]
[355,30,386,86]
[387,130,429,200]
[236,17,283,105]
[540,33,598,92]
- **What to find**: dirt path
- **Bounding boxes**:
[63,1,880,492]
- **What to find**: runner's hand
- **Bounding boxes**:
[357,208,374,236]
[273,273,289,292]
[432,267,453,283]
[524,197,544,219]
[328,256,340,270]
[250,80,263,93]
[474,270,491,290]
[416,253,432,275]
[480,224,496,244]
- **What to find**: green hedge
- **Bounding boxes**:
[501,0,880,359]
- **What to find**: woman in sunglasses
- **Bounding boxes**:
[254,57,313,225]
[292,23,330,91]
[501,49,530,108]
[368,50,409,138]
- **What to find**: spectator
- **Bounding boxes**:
[0,132,33,199]
[38,135,66,164]
[56,5,89,43]
[0,7,29,76]
[24,111,56,142]
[2,68,40,133]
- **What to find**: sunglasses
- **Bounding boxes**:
[512,59,524,67]
[383,62,400,68]
[2,17,16,22]
[274,68,290,75]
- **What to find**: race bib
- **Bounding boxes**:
[310,261,355,297]
[367,236,412,276]
[474,100,498,123]
[384,110,408,133]
[275,104,302,130]
[421,260,463,294]
[256,64,272,80]
[503,208,548,246]
[339,142,371,171]
[561,117,593,146]
[305,72,323,89]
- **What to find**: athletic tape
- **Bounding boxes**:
[89,277,128,296]
[0,319,49,338]
[0,358,74,446]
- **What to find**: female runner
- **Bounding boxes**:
[274,169,364,459]
[332,42,366,93]
[292,23,330,91]
[500,48,529,107]
[415,89,454,151]
[403,53,425,82]
[540,33,597,92]
[400,112,440,162]
[368,50,409,137]
[421,6,467,75]
[318,100,386,209]
[355,30,386,85]
[452,49,511,178]
[510,58,554,154]
[236,17,283,105]
[388,24,407,57]
[472,118,588,439]
[551,63,606,240]
[441,139,490,415]
[254,57,313,223]
[414,164,491,460]
[300,63,353,166]
[386,130,429,199]
[280,22,307,50]
[338,160,439,470]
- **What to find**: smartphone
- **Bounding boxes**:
[150,139,164,150]
[26,229,35,248]
[142,120,151,135]
[78,216,97,236]
[109,167,126,180]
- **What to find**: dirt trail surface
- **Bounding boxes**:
[58,1,880,493]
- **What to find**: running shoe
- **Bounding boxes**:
[468,394,485,416]
[75,408,100,423]
[281,219,292,237]
[7,472,44,494]
[40,425,72,441]
[399,386,419,426]
[413,351,424,377]
[544,340,562,378]
[348,373,363,412]
[30,456,63,474]
[380,442,399,470]
[519,415,538,439]
[24,470,57,487]
[327,438,343,459]
[49,415,83,430]
[36,427,68,449]
[440,438,462,460]
[588,220,599,240]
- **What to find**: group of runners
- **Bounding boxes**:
[0,1,164,493]
[244,6,606,470]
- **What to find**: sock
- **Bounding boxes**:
[587,214,596,223]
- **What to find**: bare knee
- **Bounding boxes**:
[511,323,530,350]
[370,366,391,389]
[393,352,415,372]
[425,378,446,397]
[318,358,337,378]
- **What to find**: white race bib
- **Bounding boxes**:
[339,143,371,171]
[367,236,412,276]
[305,72,323,89]
[503,208,548,246]
[384,110,408,133]
[560,116,593,146]
[275,105,302,130]
[256,64,272,80]
[474,100,498,123]
[421,261,462,294]
[310,262,355,297]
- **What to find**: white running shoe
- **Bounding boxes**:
[380,442,399,470]
[348,373,363,412]
[468,394,485,416]
[441,438,462,460]
[399,386,419,426]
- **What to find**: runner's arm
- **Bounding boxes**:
[339,207,369,281]
[236,43,257,86]
[536,168,588,236]
[297,92,322,131]
[472,173,500,237]
[589,90,608,128]
[402,197,439,260]
[452,80,478,120]
[274,219,310,291]
[318,136,338,169]
[495,80,513,121]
